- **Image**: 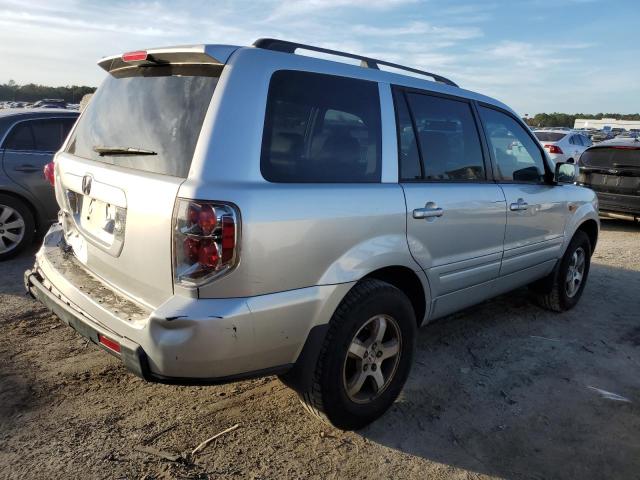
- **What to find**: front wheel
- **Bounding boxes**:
[533,230,591,312]
[298,279,416,430]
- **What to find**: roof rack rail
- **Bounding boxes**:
[253,38,458,88]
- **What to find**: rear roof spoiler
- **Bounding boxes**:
[98,44,240,73]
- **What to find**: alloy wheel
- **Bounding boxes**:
[565,246,586,298]
[0,204,26,254]
[343,314,402,404]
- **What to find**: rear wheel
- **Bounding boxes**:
[532,230,591,312]
[0,194,34,261]
[297,279,416,430]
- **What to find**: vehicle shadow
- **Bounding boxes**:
[600,217,640,233]
[360,262,640,479]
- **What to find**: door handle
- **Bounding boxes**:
[14,164,39,173]
[413,202,444,219]
[509,198,528,211]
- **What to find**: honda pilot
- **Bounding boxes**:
[25,39,599,430]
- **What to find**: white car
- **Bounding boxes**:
[533,130,592,164]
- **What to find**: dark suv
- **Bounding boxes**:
[578,138,640,221]
[0,108,78,259]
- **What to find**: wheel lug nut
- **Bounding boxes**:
[363,351,368,358]
[363,364,368,371]
[376,351,382,358]
[371,364,377,371]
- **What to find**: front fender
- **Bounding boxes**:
[561,186,600,255]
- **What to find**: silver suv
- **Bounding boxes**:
[25,39,599,430]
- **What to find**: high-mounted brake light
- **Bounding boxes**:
[43,161,55,186]
[122,50,148,62]
[173,200,239,286]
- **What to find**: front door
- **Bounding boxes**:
[394,89,507,319]
[477,106,566,287]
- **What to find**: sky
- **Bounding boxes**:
[0,0,638,115]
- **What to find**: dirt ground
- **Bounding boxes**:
[1,218,639,480]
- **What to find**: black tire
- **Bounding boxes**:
[0,194,35,261]
[532,230,591,312]
[298,279,416,430]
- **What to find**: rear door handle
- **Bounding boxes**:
[14,164,40,173]
[509,198,528,211]
[413,203,444,219]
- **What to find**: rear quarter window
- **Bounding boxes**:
[261,70,382,183]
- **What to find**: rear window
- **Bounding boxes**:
[66,65,219,178]
[581,146,640,168]
[534,132,566,142]
[261,70,382,183]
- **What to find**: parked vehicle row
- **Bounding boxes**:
[23,39,599,430]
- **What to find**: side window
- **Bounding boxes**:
[582,135,592,146]
[261,70,381,183]
[570,135,580,146]
[3,122,35,150]
[31,119,64,151]
[479,106,546,183]
[404,92,485,181]
[393,90,421,180]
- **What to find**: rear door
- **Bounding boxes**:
[395,89,506,318]
[56,62,220,308]
[478,105,566,284]
[2,117,76,222]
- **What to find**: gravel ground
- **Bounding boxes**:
[1,219,639,480]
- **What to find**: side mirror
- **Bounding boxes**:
[555,162,577,184]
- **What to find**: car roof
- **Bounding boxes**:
[0,108,78,119]
[100,41,517,117]
[590,137,640,148]
[533,129,572,135]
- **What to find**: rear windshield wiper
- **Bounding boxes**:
[93,145,157,156]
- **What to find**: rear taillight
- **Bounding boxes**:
[173,199,239,286]
[544,144,563,154]
[44,161,55,186]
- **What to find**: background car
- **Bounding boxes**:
[578,137,640,221]
[0,108,78,259]
[533,129,592,164]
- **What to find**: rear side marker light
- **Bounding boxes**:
[122,50,148,62]
[98,334,121,353]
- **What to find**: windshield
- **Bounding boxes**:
[534,132,566,142]
[67,65,219,177]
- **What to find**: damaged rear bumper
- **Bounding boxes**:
[25,224,353,384]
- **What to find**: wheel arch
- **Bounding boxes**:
[576,218,598,253]
[362,265,430,327]
[0,188,40,231]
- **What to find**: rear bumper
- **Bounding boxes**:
[594,191,640,218]
[26,224,353,383]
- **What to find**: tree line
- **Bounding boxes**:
[0,80,96,103]
[524,112,640,128]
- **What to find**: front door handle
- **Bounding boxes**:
[413,202,444,219]
[14,164,39,173]
[509,198,528,211]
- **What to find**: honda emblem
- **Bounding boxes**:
[82,175,93,195]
